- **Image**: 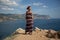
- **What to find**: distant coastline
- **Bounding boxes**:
[0,14,50,22]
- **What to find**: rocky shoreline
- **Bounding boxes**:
[4,27,60,40]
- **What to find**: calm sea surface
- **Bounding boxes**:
[0,19,60,40]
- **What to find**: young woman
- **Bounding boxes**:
[25,6,33,35]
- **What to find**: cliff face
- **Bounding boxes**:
[0,14,50,22]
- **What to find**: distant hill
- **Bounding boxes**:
[0,13,50,22]
[33,14,50,19]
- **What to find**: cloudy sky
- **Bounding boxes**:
[0,0,60,18]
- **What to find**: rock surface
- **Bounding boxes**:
[4,28,60,40]
[13,28,25,34]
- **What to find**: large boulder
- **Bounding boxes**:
[46,30,57,38]
[13,28,25,34]
[50,30,57,34]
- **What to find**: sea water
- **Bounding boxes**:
[0,19,60,40]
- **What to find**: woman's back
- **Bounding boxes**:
[25,6,33,35]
